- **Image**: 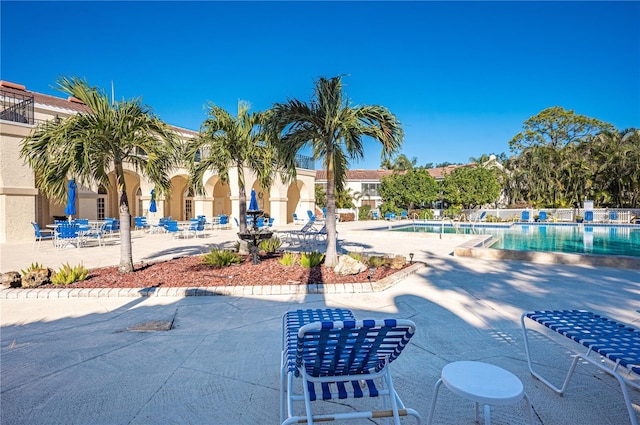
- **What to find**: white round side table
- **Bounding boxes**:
[427,361,534,424]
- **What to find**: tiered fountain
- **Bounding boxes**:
[237,189,273,264]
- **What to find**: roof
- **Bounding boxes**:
[1,80,92,114]
[427,163,474,179]
[1,80,200,135]
[316,164,474,182]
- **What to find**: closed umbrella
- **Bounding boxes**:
[248,189,259,211]
[149,189,157,213]
[64,179,77,221]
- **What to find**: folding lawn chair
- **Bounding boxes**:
[282,218,317,246]
[281,315,420,425]
[281,309,356,424]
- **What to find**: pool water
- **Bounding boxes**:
[390,223,640,257]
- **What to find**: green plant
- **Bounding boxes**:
[347,252,364,262]
[366,256,387,268]
[202,249,243,267]
[300,251,325,268]
[20,261,46,276]
[259,236,282,254]
[444,205,463,219]
[279,252,299,266]
[359,204,371,220]
[421,209,434,220]
[51,263,88,285]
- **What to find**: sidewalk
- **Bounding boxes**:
[1,221,639,424]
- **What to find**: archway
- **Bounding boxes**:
[212,180,231,216]
[168,175,189,220]
[251,182,271,216]
[286,181,304,223]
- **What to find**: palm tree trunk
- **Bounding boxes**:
[115,163,134,273]
[325,168,338,268]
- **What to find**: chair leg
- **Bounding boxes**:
[523,393,535,425]
[427,378,443,425]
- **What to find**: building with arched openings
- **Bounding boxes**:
[0,80,316,243]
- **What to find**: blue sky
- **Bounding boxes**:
[2,1,639,169]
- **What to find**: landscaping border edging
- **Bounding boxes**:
[0,262,427,299]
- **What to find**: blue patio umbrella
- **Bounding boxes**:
[64,179,77,219]
[248,189,259,211]
[149,189,157,213]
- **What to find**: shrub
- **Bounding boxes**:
[259,236,282,254]
[347,252,364,262]
[202,249,243,267]
[444,205,463,219]
[300,251,325,268]
[279,252,299,266]
[366,255,387,268]
[421,209,434,220]
[20,262,46,276]
[359,205,372,220]
[338,212,355,222]
[51,263,88,285]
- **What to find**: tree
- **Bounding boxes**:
[509,106,613,154]
[592,128,640,207]
[469,152,508,164]
[379,169,439,210]
[185,102,286,253]
[271,76,403,267]
[335,187,356,209]
[380,153,416,170]
[442,166,501,209]
[20,77,179,273]
[314,184,327,208]
[507,107,614,208]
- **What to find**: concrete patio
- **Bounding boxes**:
[1,221,639,424]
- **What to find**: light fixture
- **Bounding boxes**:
[409,253,414,264]
[368,267,375,282]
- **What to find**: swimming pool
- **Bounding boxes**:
[389,223,640,257]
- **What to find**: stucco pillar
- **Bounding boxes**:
[0,123,38,243]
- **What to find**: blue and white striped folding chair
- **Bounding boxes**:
[281,309,356,424]
[522,310,640,425]
[281,315,420,425]
[56,223,80,249]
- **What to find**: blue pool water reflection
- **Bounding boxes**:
[389,223,640,257]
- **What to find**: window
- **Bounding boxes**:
[361,183,380,197]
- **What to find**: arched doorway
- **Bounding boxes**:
[251,182,271,216]
[212,181,231,216]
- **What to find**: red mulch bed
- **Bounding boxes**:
[38,253,408,289]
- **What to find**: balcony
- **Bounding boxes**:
[295,154,315,170]
[0,88,34,125]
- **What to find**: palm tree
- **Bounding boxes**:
[20,76,179,273]
[380,153,416,171]
[593,128,640,207]
[271,76,403,267]
[185,101,285,254]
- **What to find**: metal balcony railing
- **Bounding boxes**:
[0,88,34,124]
[295,154,315,170]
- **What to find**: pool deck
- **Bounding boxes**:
[1,220,639,424]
